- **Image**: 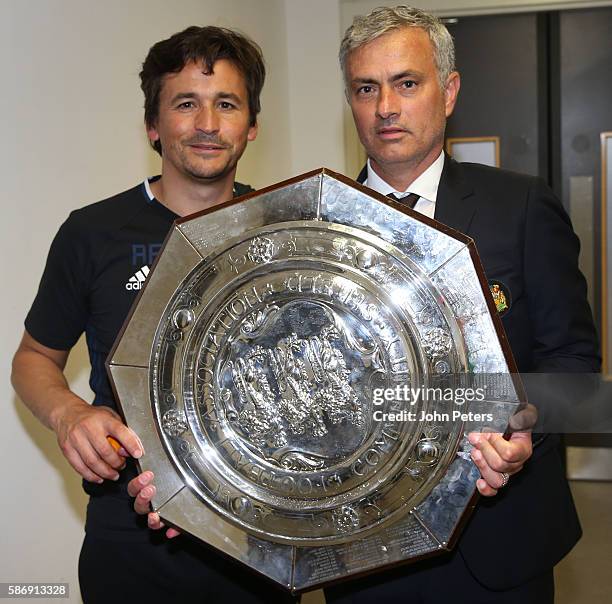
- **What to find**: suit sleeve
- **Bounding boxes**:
[524,179,600,372]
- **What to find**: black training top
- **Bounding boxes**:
[25,177,254,539]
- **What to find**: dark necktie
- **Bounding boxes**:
[386,192,420,209]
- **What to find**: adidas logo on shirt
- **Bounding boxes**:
[125,265,150,290]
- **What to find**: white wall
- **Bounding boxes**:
[1,1,290,600]
[284,1,345,174]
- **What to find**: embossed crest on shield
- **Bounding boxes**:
[107,169,524,592]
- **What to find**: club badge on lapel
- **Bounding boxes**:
[489,280,511,316]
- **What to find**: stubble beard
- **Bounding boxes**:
[368,126,445,174]
[173,142,237,183]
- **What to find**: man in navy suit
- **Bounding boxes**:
[327,6,599,602]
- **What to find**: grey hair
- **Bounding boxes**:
[339,5,456,89]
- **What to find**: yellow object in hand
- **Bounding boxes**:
[107,436,121,452]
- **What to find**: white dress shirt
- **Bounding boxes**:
[364,150,445,219]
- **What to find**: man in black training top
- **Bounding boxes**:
[12,26,294,604]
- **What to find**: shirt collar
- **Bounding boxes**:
[143,176,238,202]
[365,150,445,202]
[143,177,156,201]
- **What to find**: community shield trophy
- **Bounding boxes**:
[107,169,524,593]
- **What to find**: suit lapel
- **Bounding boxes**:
[356,164,367,184]
[357,156,478,236]
[435,156,477,235]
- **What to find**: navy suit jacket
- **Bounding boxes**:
[357,156,600,589]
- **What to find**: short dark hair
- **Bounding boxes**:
[140,25,265,155]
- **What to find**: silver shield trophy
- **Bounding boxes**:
[107,169,524,592]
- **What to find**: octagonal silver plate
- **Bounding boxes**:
[107,168,524,592]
